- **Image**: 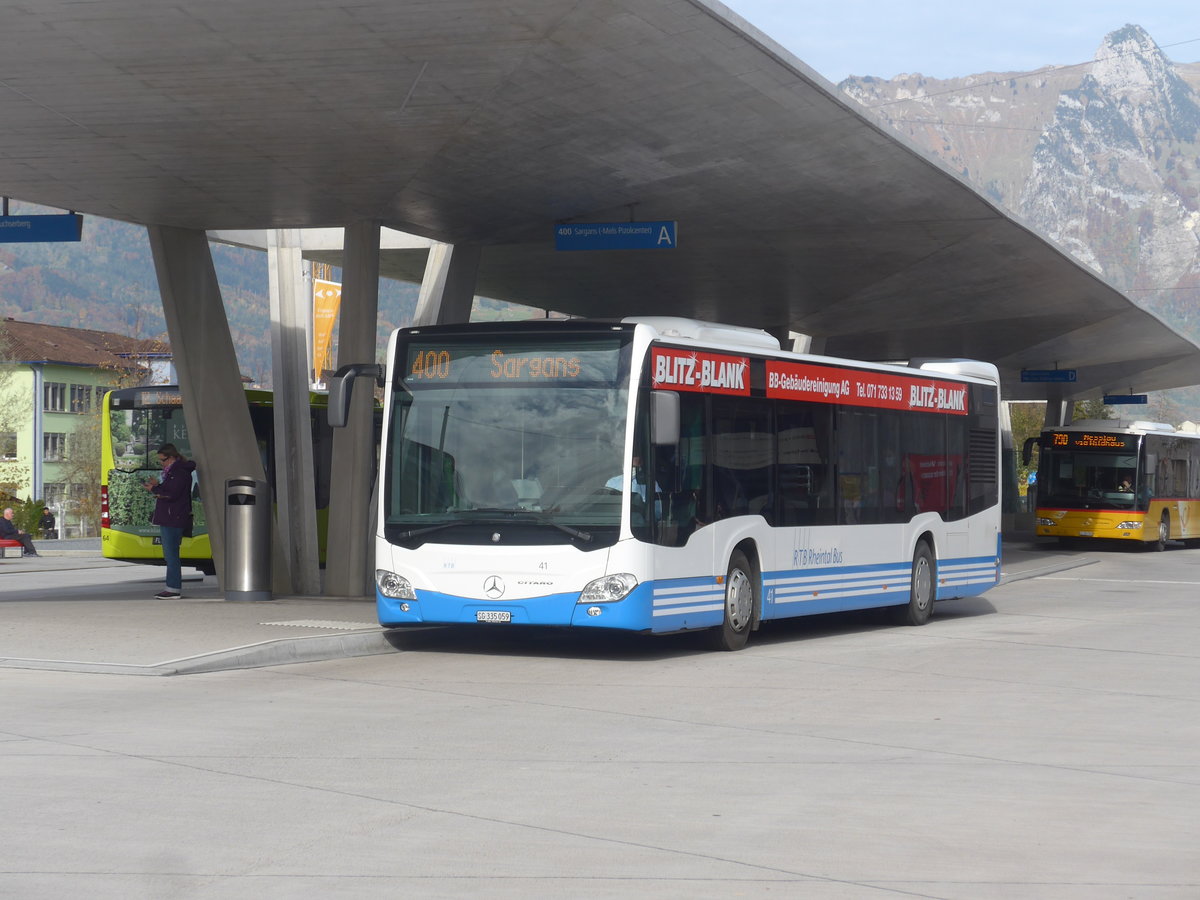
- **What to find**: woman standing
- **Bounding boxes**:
[145,443,197,599]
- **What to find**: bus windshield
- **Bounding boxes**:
[1037,447,1140,510]
[384,335,631,542]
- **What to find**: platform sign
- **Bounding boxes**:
[0,214,83,243]
[1020,369,1077,383]
[1102,394,1148,405]
[555,221,676,251]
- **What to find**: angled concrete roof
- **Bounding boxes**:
[1,0,1197,401]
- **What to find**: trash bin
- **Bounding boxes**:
[225,476,272,602]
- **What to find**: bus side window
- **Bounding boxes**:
[711,397,771,522]
[776,404,832,526]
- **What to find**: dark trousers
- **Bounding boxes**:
[10,532,37,555]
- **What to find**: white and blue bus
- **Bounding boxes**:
[333,317,1001,650]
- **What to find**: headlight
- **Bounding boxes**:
[376,569,415,599]
[579,573,637,603]
[1036,518,1057,526]
[1115,521,1142,530]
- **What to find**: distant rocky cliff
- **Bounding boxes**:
[841,25,1200,410]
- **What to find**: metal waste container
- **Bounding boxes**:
[225,476,272,602]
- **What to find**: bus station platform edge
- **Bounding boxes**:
[0,534,1095,677]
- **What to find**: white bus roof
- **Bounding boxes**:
[624,316,999,383]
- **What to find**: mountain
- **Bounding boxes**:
[840,24,1200,418]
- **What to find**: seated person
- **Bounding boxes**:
[0,507,39,556]
[1117,478,1133,492]
[38,507,57,540]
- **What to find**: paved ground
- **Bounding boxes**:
[3,536,1086,675]
[4,536,1198,898]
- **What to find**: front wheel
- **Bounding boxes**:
[1151,512,1170,551]
[892,541,935,626]
[709,550,755,651]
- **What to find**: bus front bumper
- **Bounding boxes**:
[377,582,659,631]
[1035,510,1145,540]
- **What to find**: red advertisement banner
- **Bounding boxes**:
[765,361,969,415]
[651,348,750,396]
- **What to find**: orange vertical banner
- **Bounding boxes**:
[312,278,342,383]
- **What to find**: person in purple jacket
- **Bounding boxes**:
[144,443,197,599]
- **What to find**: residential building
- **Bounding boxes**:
[0,318,169,535]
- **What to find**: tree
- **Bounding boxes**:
[1009,402,1046,488]
[0,324,33,503]
[57,411,103,537]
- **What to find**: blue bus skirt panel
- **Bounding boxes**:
[377,580,728,634]
[763,553,999,619]
[376,553,1001,631]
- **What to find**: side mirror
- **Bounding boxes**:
[650,390,680,446]
[328,363,384,428]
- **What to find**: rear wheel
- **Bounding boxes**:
[893,541,935,626]
[710,550,755,651]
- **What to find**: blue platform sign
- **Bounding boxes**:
[555,221,676,251]
[0,214,83,243]
[1103,394,1148,405]
[1020,369,1077,383]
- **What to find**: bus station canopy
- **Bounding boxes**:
[2,0,1198,401]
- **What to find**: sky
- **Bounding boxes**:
[721,1,1200,83]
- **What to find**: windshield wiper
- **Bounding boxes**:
[469,508,592,542]
[394,521,470,541]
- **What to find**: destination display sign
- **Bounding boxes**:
[402,339,623,386]
[136,390,183,407]
[1047,431,1139,451]
[765,361,969,415]
[651,347,750,396]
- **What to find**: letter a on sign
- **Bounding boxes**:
[657,226,675,247]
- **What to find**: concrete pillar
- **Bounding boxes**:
[1043,399,1072,428]
[267,229,321,596]
[793,333,827,355]
[324,220,381,598]
[412,243,481,325]
[147,225,289,593]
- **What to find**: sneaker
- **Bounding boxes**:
[154,589,182,599]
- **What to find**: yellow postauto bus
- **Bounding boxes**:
[1027,419,1200,549]
[100,385,336,574]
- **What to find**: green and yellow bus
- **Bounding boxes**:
[100,385,337,573]
[1028,419,1200,549]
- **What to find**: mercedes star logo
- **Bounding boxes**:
[483,576,505,599]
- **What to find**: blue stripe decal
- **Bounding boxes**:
[764,553,999,614]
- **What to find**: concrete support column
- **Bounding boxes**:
[1043,399,1072,428]
[324,220,381,598]
[792,333,827,355]
[412,243,481,325]
[31,365,43,502]
[147,225,288,593]
[267,229,321,596]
